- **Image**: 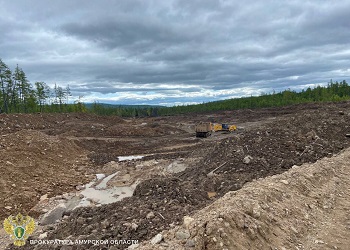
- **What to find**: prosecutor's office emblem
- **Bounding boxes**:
[3,213,36,246]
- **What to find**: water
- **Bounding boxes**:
[75,172,139,207]
[118,155,145,161]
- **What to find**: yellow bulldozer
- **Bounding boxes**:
[195,122,236,138]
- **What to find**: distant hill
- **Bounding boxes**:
[84,103,165,109]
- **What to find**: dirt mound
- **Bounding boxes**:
[180,103,350,196]
[141,147,350,250]
[0,130,91,220]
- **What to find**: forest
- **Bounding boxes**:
[0,59,85,113]
[157,79,350,116]
[1,58,350,116]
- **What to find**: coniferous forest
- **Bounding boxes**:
[1,58,350,117]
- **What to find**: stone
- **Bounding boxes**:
[38,232,47,239]
[315,240,325,244]
[280,180,289,185]
[175,231,190,240]
[185,239,195,247]
[184,216,194,228]
[40,204,67,225]
[101,220,109,229]
[146,211,155,219]
[131,223,138,230]
[40,194,48,202]
[243,155,253,164]
[150,233,163,245]
[75,185,85,191]
[252,205,261,218]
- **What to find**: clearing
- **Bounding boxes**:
[0,101,350,249]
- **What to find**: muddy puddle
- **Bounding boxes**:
[78,176,139,206]
[76,155,151,207]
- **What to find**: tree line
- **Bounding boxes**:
[155,80,350,116]
[1,58,350,116]
[0,58,85,113]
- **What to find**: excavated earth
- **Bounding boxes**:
[141,145,350,250]
[1,101,350,250]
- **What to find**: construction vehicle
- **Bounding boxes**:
[195,122,236,138]
[213,123,237,132]
[195,122,213,138]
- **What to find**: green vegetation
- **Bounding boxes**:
[88,102,161,117]
[157,79,350,116]
[1,58,350,116]
[0,58,85,113]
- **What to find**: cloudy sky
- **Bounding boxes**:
[1,0,350,106]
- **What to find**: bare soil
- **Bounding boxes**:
[141,146,350,250]
[1,101,350,250]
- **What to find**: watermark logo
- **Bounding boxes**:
[3,213,36,246]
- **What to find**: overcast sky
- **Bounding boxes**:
[1,0,350,106]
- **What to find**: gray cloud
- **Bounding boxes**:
[1,0,350,105]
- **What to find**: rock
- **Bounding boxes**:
[280,180,289,185]
[315,240,325,244]
[243,155,253,164]
[75,185,85,191]
[123,222,132,227]
[65,196,81,212]
[40,204,67,225]
[185,239,195,247]
[166,161,187,174]
[252,205,261,218]
[150,233,163,245]
[62,193,70,200]
[175,230,191,240]
[183,216,195,229]
[146,211,155,219]
[207,172,216,178]
[77,217,85,224]
[131,223,138,230]
[96,174,106,180]
[38,232,47,239]
[101,220,109,229]
[4,206,12,210]
[40,194,48,202]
